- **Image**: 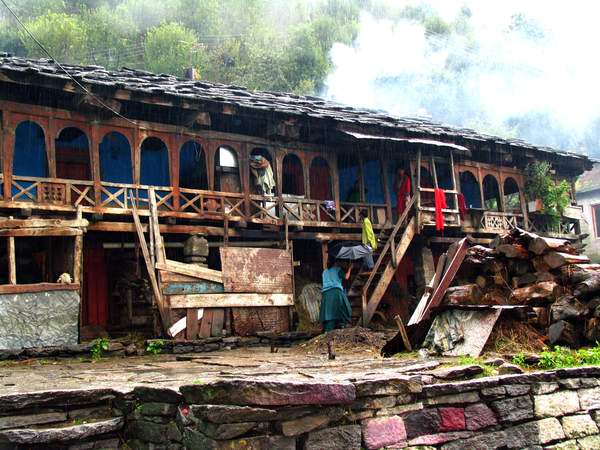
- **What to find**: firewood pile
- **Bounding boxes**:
[445,228,600,350]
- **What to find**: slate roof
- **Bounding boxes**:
[0,53,591,167]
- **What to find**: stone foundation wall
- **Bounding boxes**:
[2,367,600,449]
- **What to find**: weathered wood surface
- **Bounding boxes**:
[443,285,482,306]
[496,244,530,259]
[156,260,223,284]
[186,308,200,340]
[574,274,600,297]
[219,247,293,294]
[549,320,581,348]
[160,271,205,283]
[8,236,16,284]
[162,281,225,295]
[0,228,83,237]
[0,218,89,229]
[561,264,600,285]
[0,283,81,294]
[543,252,590,270]
[510,281,563,305]
[169,293,294,308]
[528,236,577,255]
[512,272,537,288]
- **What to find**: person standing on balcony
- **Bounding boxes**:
[394,166,411,223]
[319,258,353,332]
[360,209,377,275]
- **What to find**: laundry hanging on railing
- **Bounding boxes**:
[434,188,447,232]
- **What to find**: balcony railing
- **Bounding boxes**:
[2,175,581,237]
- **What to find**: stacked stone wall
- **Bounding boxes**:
[2,367,600,449]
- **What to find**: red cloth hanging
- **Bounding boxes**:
[435,188,447,231]
[457,193,467,220]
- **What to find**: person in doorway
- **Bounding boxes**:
[346,180,368,202]
[360,209,377,275]
[319,258,353,333]
[393,166,411,222]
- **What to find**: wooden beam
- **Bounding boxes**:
[186,308,200,340]
[130,190,173,333]
[8,236,16,284]
[0,283,81,294]
[0,218,89,229]
[170,293,294,308]
[156,259,223,283]
[0,228,83,237]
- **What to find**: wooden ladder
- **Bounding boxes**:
[347,196,417,327]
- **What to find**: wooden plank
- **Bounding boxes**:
[162,281,224,295]
[8,236,16,284]
[0,218,89,229]
[130,190,172,333]
[211,308,225,337]
[408,252,447,326]
[168,308,204,337]
[219,247,293,293]
[364,217,417,326]
[394,315,412,352]
[160,271,206,283]
[73,206,83,284]
[186,308,200,340]
[198,308,214,338]
[420,237,473,323]
[0,228,83,237]
[156,260,223,283]
[0,283,81,294]
[170,293,294,308]
[149,187,166,264]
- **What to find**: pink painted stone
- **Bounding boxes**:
[465,403,498,431]
[361,416,407,450]
[408,431,474,446]
[439,407,466,432]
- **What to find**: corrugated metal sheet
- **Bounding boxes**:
[220,248,293,294]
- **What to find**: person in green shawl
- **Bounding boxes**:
[319,258,353,333]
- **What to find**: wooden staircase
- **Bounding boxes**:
[347,197,417,327]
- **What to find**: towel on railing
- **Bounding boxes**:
[434,188,447,232]
[457,193,467,220]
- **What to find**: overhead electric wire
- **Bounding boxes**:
[0,0,145,128]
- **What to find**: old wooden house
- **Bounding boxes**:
[0,54,593,349]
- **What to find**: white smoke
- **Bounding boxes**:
[324,3,600,155]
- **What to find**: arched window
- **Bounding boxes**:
[13,121,47,199]
[504,177,521,212]
[282,153,305,196]
[460,171,481,209]
[55,127,90,181]
[214,145,240,193]
[483,174,501,212]
[140,137,170,187]
[99,132,133,184]
[180,141,208,190]
[99,131,133,205]
[13,121,47,178]
[250,147,275,195]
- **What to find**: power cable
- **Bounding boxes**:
[0,0,145,128]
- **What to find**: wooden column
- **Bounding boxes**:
[416,147,422,232]
[331,152,341,223]
[1,111,12,201]
[90,123,102,209]
[73,206,84,284]
[8,236,16,284]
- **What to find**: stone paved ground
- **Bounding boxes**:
[0,347,441,395]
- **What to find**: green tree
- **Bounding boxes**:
[283,23,329,94]
[20,13,87,63]
[81,5,139,69]
[1,0,64,21]
[143,22,205,78]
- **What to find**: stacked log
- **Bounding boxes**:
[445,228,599,349]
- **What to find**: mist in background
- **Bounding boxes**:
[324,2,600,158]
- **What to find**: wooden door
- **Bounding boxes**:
[82,248,109,326]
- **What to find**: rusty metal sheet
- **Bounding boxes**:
[232,307,290,335]
[220,247,293,294]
